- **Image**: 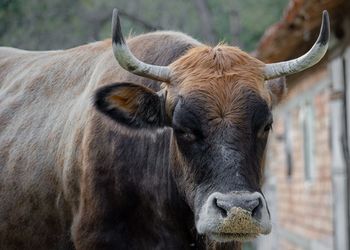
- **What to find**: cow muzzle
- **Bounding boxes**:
[196,191,271,242]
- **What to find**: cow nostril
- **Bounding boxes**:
[212,195,263,219]
[213,198,228,218]
[251,198,262,218]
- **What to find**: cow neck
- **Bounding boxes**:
[78,121,196,248]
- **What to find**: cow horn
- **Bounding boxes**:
[263,10,330,80]
[111,9,171,83]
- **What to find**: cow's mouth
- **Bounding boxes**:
[209,232,259,242]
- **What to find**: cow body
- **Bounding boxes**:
[0,32,240,249]
[0,9,329,248]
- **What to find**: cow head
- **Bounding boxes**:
[94,9,329,242]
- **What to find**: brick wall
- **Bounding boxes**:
[257,67,334,250]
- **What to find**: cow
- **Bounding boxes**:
[0,9,329,250]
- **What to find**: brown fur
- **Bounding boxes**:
[166,45,271,128]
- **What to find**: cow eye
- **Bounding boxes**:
[174,127,197,142]
[180,132,196,142]
[264,123,272,132]
[258,116,273,138]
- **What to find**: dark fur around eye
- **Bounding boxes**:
[172,99,204,140]
[263,122,272,132]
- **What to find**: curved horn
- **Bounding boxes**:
[111,9,171,82]
[263,10,330,80]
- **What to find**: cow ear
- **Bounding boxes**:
[94,83,167,128]
[266,77,287,106]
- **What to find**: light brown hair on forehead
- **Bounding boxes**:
[166,45,272,118]
[170,44,264,84]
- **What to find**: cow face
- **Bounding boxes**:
[166,46,280,242]
[94,45,286,242]
[93,8,329,243]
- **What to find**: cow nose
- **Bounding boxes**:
[213,193,261,218]
[196,191,272,236]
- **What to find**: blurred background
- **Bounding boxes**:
[1,0,349,249]
[0,0,288,51]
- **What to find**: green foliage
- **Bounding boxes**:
[0,0,288,51]
[234,0,288,51]
[0,0,83,49]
